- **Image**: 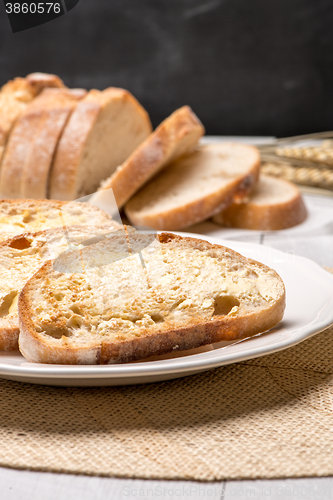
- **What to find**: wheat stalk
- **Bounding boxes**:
[262,161,333,190]
[258,131,333,171]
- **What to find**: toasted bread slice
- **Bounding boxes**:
[0,199,113,243]
[125,143,260,230]
[92,106,204,209]
[18,232,285,364]
[0,88,86,199]
[49,88,152,201]
[213,174,307,230]
[0,222,123,351]
[0,73,64,165]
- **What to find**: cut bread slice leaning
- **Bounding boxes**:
[213,174,307,230]
[92,106,204,209]
[0,88,86,199]
[0,73,64,166]
[0,222,124,351]
[49,88,152,201]
[0,199,114,243]
[125,143,260,230]
[18,232,285,364]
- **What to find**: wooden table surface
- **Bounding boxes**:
[1,139,333,500]
[1,467,333,499]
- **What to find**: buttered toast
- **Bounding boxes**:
[0,222,123,350]
[0,199,113,243]
[18,233,285,364]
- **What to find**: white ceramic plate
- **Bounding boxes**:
[1,233,333,387]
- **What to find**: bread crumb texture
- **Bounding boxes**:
[27,234,284,349]
[0,200,112,242]
[0,224,121,321]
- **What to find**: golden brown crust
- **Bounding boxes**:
[0,109,42,198]
[97,106,205,209]
[1,73,64,98]
[49,88,152,201]
[213,176,308,230]
[48,96,101,200]
[0,89,86,199]
[0,322,19,351]
[25,73,65,95]
[18,233,285,365]
[0,73,64,167]
[21,88,87,199]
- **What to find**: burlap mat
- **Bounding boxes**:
[1,277,333,480]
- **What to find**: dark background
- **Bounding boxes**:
[0,0,333,136]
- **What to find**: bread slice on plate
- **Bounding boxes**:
[49,88,152,201]
[0,88,86,199]
[125,143,260,230]
[0,199,113,243]
[0,73,64,166]
[0,222,123,351]
[18,232,285,364]
[213,174,307,230]
[92,106,205,209]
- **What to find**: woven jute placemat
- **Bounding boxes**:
[1,280,333,480]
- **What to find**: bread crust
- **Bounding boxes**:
[213,175,307,230]
[18,233,286,365]
[0,88,86,199]
[0,321,20,351]
[95,106,205,209]
[0,73,64,168]
[125,144,261,230]
[49,88,152,201]
[25,73,64,95]
[48,95,101,201]
[21,88,87,199]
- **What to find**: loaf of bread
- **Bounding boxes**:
[0,199,114,242]
[49,88,152,200]
[0,72,307,236]
[0,73,64,166]
[0,88,87,199]
[213,174,307,230]
[18,232,285,364]
[125,143,260,230]
[93,106,205,209]
[0,222,123,351]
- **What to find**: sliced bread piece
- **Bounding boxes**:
[22,88,87,199]
[0,73,64,165]
[125,143,260,230]
[92,106,204,209]
[0,88,86,199]
[0,199,113,242]
[18,232,285,364]
[213,174,307,230]
[49,88,152,201]
[0,222,123,351]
